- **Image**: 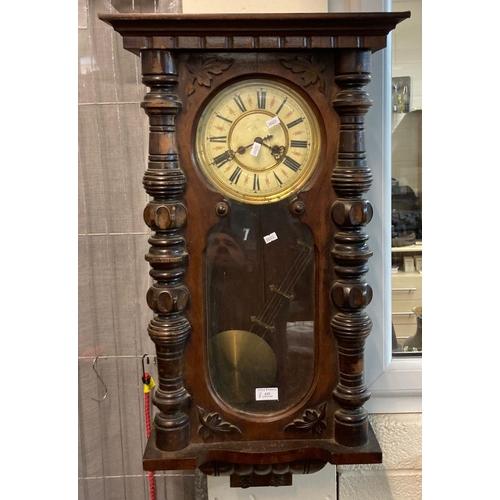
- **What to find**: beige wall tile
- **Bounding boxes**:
[339,470,422,500]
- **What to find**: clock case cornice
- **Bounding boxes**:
[99,12,410,54]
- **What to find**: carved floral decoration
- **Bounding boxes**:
[269,474,288,487]
[284,402,327,435]
[281,56,326,93]
[197,406,241,440]
[186,55,233,96]
[239,476,252,488]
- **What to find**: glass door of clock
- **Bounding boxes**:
[205,199,315,414]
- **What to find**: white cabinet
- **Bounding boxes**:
[391,244,421,349]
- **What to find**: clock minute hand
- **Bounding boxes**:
[254,135,273,146]
[235,136,274,155]
[255,137,285,160]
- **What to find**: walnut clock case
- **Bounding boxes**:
[99,12,410,488]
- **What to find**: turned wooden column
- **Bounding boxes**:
[141,49,191,451]
[330,49,374,447]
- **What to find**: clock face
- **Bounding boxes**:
[195,78,322,204]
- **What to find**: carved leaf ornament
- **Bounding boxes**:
[186,55,233,95]
[285,403,327,435]
[198,406,241,439]
[281,56,326,93]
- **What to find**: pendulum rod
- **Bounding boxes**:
[250,241,313,340]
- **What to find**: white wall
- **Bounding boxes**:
[183,0,328,12]
[391,0,422,198]
[392,0,422,110]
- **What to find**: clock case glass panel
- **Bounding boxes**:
[205,199,315,415]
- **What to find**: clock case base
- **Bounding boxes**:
[143,423,381,486]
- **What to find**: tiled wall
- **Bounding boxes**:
[338,413,422,500]
[78,1,207,499]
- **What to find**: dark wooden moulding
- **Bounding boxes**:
[99,12,410,488]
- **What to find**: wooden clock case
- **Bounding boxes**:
[99,12,410,488]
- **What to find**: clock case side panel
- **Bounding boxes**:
[177,52,341,444]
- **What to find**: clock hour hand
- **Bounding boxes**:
[212,149,235,166]
[236,143,254,155]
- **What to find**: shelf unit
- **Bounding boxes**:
[391,242,422,350]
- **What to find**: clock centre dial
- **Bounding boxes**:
[228,110,288,172]
[195,78,322,204]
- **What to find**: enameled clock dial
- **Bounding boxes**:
[195,78,322,204]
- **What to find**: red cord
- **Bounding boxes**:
[144,387,151,437]
[144,373,155,500]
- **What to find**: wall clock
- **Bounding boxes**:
[99,12,410,488]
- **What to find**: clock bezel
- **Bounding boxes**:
[191,74,326,205]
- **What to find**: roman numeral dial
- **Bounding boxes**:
[195,78,322,204]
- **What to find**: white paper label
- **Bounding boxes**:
[250,142,261,156]
[266,116,280,129]
[255,388,279,401]
[263,232,278,244]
